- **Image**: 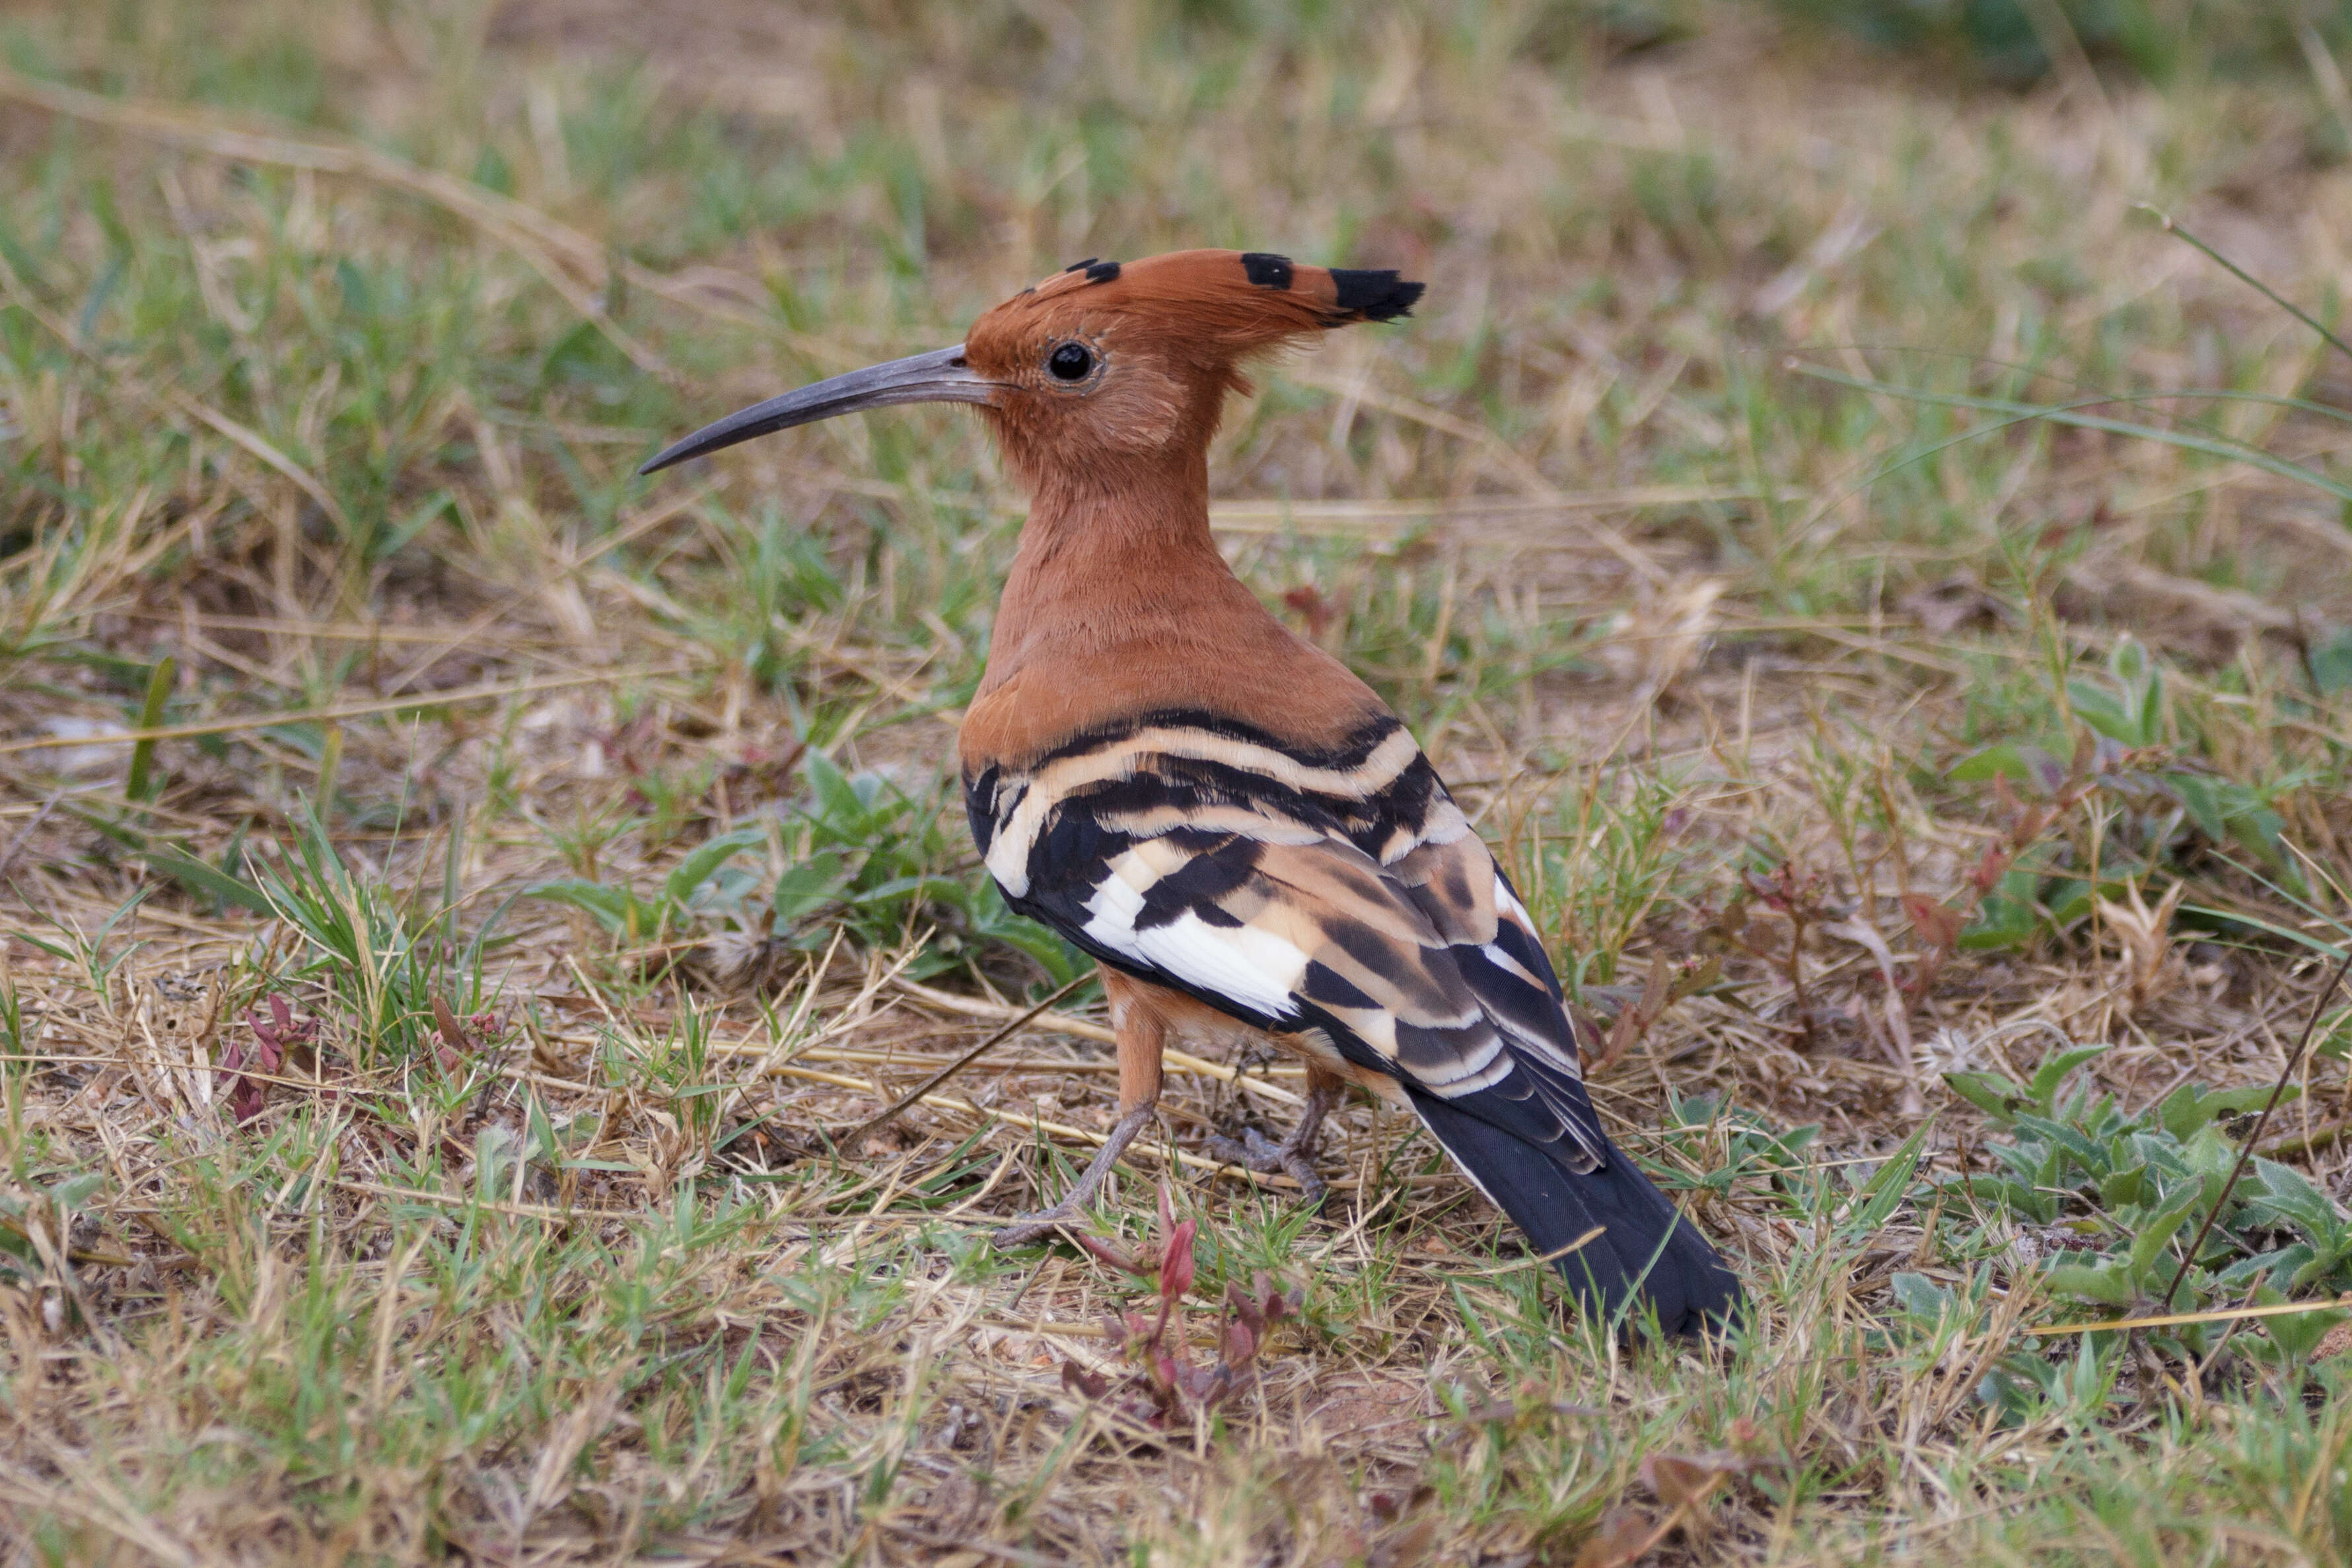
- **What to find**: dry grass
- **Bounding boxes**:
[4,1,2352,1562]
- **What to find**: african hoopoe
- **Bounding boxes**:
[644,250,1742,1334]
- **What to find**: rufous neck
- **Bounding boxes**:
[983,447,1268,688]
[1016,446,1213,563]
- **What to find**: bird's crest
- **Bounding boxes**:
[972,248,1423,359]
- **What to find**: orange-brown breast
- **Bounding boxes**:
[960,612,1387,771]
[956,479,1390,771]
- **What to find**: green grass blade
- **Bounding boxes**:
[123,655,174,802]
[1796,365,2352,503]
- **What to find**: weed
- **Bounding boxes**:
[1709,859,1840,1043]
[1937,1038,2352,1339]
[1061,1182,1302,1433]
[528,821,767,946]
[215,993,316,1123]
[766,751,1081,983]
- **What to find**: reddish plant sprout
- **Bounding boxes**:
[429,995,476,1074]
[1584,950,1719,1076]
[1898,735,2131,1004]
[1060,1359,1112,1401]
[1155,1182,1197,1301]
[1059,1181,1301,1431]
[217,995,317,1123]
[594,713,664,783]
[1899,892,1963,958]
[425,996,511,1075]
[1709,861,1839,1044]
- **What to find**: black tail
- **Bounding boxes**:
[1409,1092,1742,1337]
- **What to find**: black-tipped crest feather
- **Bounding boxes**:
[1329,268,1424,321]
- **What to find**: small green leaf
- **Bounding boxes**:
[2246,1157,2343,1242]
[1844,1121,1933,1236]
[2027,1044,2108,1112]
[48,1172,104,1209]
[141,849,271,915]
[2182,1124,2241,1205]
[2217,1250,2293,1293]
[843,873,968,908]
[525,878,655,937]
[124,655,175,803]
[1948,741,2067,789]
[1941,1172,2054,1222]
[2314,1009,2352,1062]
[801,750,866,832]
[2165,772,2228,843]
[2042,874,2127,931]
[2043,1260,2134,1307]
[1949,742,2029,782]
[771,851,848,925]
[2067,680,2145,746]
[5,931,78,964]
[2197,1083,2297,1124]
[1944,1071,2028,1123]
[1890,1271,1962,1329]
[2310,630,2352,695]
[2108,636,2160,741]
[2012,1111,2106,1174]
[1959,869,2043,950]
[663,826,769,908]
[2227,799,2291,871]
[2265,1299,2345,1360]
[2127,1193,2201,1284]
[2098,1162,2146,1207]
[2158,1082,2208,1141]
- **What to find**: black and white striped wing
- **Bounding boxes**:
[966,713,1606,1172]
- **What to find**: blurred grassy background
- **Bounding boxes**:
[4,1,2352,1563]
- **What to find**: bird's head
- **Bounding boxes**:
[639,249,1422,487]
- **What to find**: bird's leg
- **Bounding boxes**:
[995,972,1165,1248]
[1206,1066,1343,1203]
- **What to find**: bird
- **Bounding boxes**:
[643,249,1742,1336]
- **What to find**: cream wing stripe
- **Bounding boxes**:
[1079,861,1308,1022]
[1105,721,1423,796]
[985,723,1424,896]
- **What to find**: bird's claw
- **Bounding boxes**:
[993,1203,1089,1250]
[1205,1127,1327,1204]
[1205,1126,1283,1166]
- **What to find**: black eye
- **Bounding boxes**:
[1048,342,1094,381]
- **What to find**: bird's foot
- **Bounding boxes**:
[992,1102,1158,1250]
[1205,1125,1326,1204]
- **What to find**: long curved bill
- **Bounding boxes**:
[638,344,997,475]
